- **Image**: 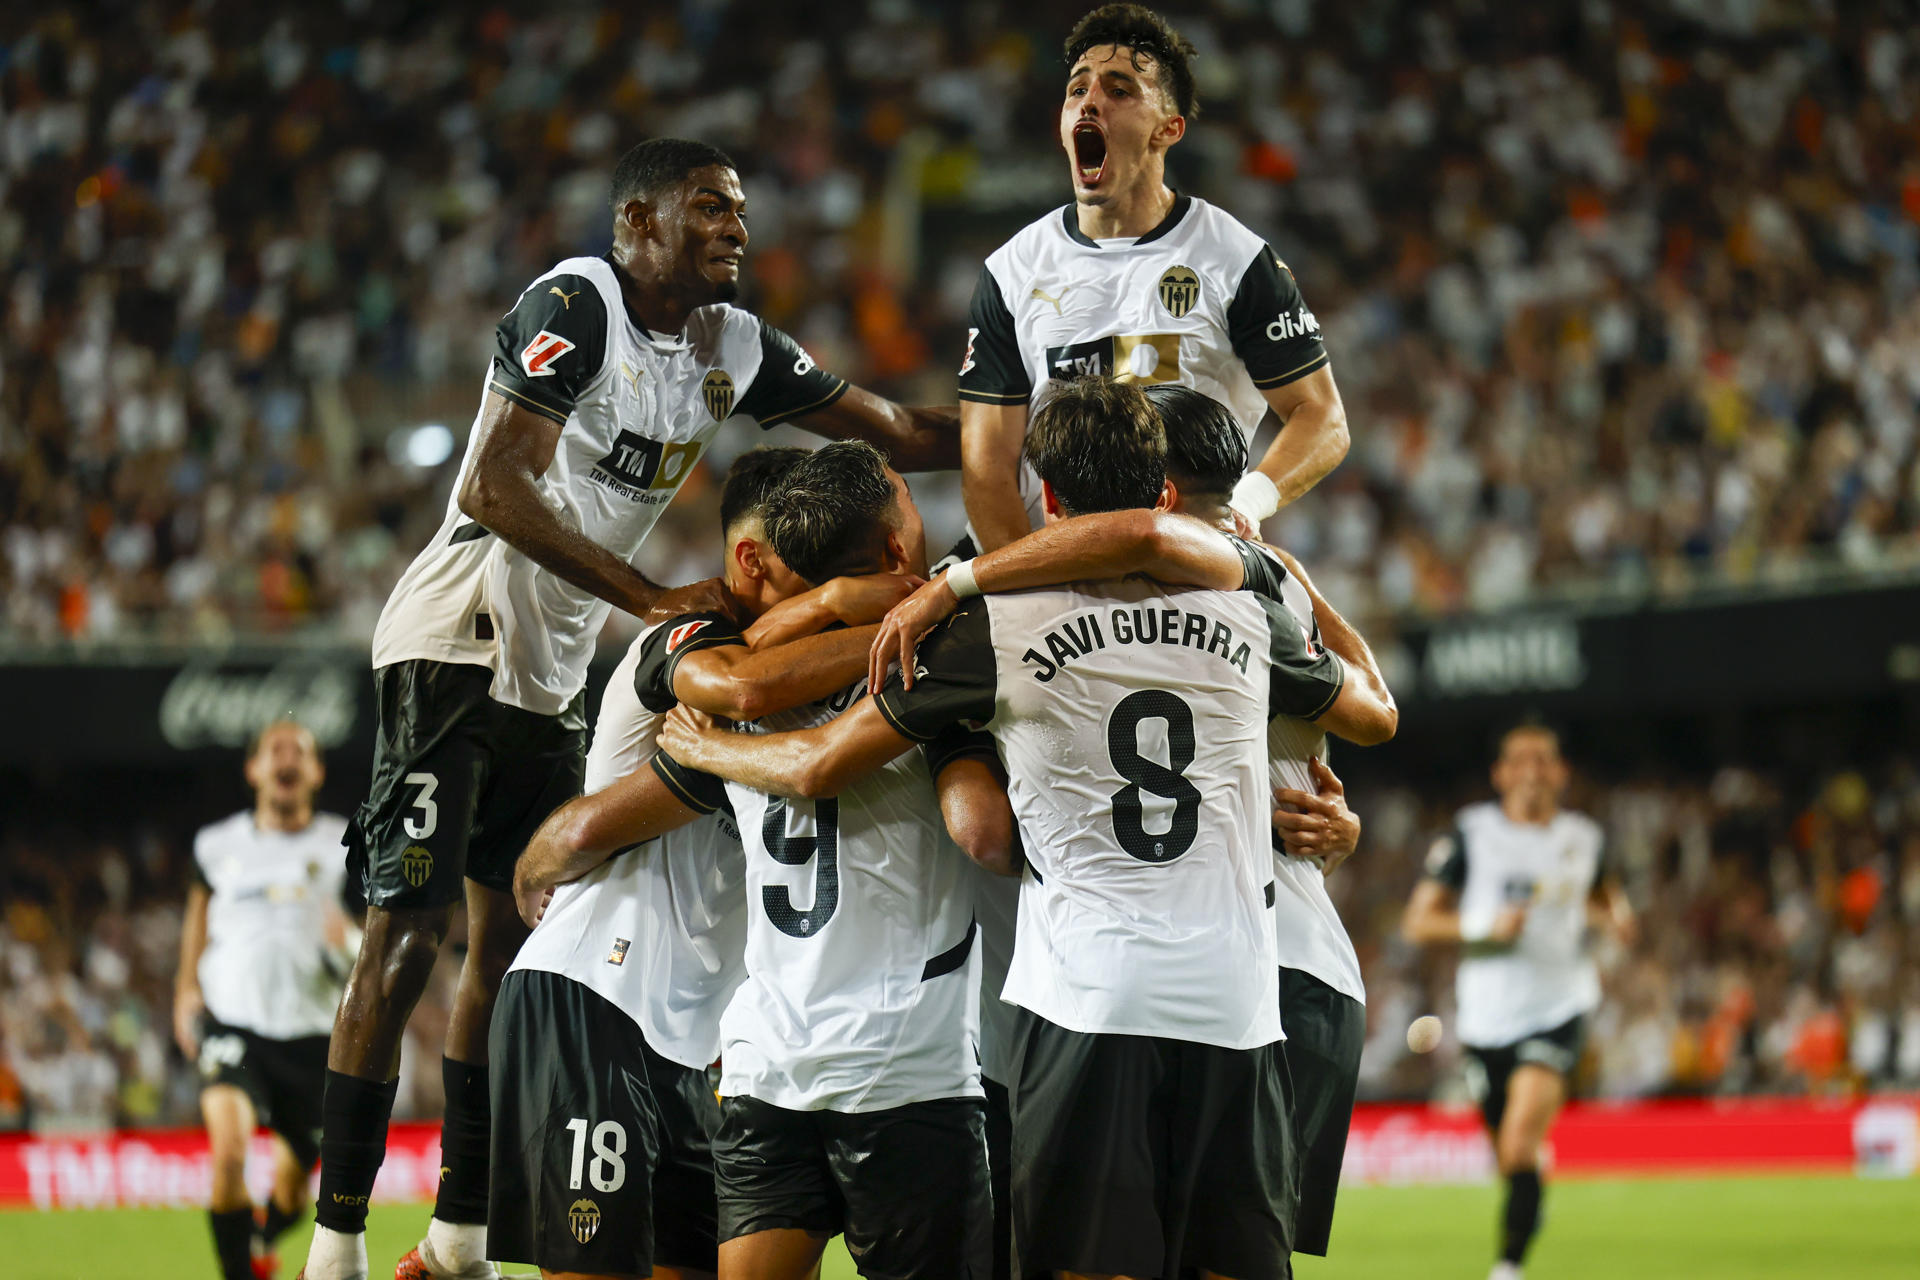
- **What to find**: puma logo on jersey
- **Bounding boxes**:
[520,331,575,377]
[1030,284,1072,315]
[548,286,581,309]
[619,361,642,393]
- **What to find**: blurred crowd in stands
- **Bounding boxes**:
[3,749,1917,1131]
[4,1,1920,644]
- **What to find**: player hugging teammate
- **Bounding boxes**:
[163,5,1457,1280]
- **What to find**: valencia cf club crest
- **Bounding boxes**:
[702,369,735,420]
[401,845,433,888]
[1158,266,1200,318]
[568,1198,602,1244]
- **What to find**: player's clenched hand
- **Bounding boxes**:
[869,574,960,692]
[172,987,203,1061]
[828,572,926,627]
[642,577,737,628]
[658,703,722,771]
[1273,758,1360,874]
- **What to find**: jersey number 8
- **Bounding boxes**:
[1106,690,1202,863]
[762,797,840,937]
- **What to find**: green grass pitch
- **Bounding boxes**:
[3,1173,1914,1279]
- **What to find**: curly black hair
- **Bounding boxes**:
[1063,4,1199,121]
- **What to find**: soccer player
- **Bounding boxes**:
[305,137,961,1280]
[175,720,352,1280]
[482,446,925,1280]
[660,380,1396,1278]
[870,383,1380,1261]
[958,4,1349,552]
[1402,725,1637,1280]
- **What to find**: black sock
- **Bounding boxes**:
[262,1198,303,1245]
[314,1070,399,1234]
[433,1057,492,1225]
[208,1207,255,1280]
[1501,1168,1544,1265]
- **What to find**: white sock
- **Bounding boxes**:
[305,1224,368,1280]
[423,1218,491,1276]
[1490,1263,1523,1280]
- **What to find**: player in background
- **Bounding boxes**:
[483,446,926,1280]
[175,720,352,1280]
[306,136,961,1280]
[868,383,1379,1261]
[1402,726,1636,1280]
[958,4,1349,553]
[660,380,1396,1278]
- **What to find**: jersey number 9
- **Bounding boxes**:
[761,797,840,937]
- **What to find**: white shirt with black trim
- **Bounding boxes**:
[193,810,350,1040]
[650,660,993,1113]
[1426,802,1607,1047]
[958,196,1330,530]
[875,569,1349,1051]
[372,255,848,716]
[507,620,748,1070]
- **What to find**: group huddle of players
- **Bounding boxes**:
[170,8,1634,1280]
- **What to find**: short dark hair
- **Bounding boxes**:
[1498,719,1564,760]
[765,441,898,585]
[1064,4,1199,121]
[610,138,737,210]
[720,447,809,536]
[247,717,318,763]
[1146,384,1245,503]
[1025,377,1166,516]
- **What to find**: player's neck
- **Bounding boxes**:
[1075,176,1176,241]
[610,247,698,336]
[1502,796,1557,827]
[255,799,313,834]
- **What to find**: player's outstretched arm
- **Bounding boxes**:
[870,510,1244,689]
[1266,545,1397,746]
[512,768,702,926]
[746,572,925,649]
[935,754,1020,877]
[658,698,914,800]
[673,624,893,722]
[794,384,961,472]
[961,400,1034,552]
[460,392,665,617]
[1246,366,1351,518]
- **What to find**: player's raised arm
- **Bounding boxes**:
[1261,545,1397,744]
[957,258,1039,550]
[1225,246,1350,523]
[657,697,915,800]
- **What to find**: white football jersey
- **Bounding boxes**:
[958,197,1329,530]
[876,570,1350,1051]
[1243,548,1366,1007]
[1428,802,1607,1047]
[658,681,989,1113]
[193,810,350,1040]
[509,622,747,1070]
[372,256,847,716]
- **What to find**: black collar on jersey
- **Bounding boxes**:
[1059,191,1192,249]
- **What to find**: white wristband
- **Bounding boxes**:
[1230,470,1281,524]
[945,558,981,599]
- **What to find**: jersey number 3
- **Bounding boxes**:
[762,797,840,937]
[1106,690,1201,863]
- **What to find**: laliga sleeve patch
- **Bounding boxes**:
[666,619,711,652]
[520,330,576,377]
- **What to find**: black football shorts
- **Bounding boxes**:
[1463,1012,1590,1134]
[196,1015,329,1168]
[1277,965,1366,1256]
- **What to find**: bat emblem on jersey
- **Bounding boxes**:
[568,1199,601,1243]
[702,369,735,419]
[520,330,575,378]
[1030,284,1072,315]
[401,845,433,888]
[1158,266,1200,318]
[548,285,581,309]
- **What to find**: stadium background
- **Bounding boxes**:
[2,0,1917,1274]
